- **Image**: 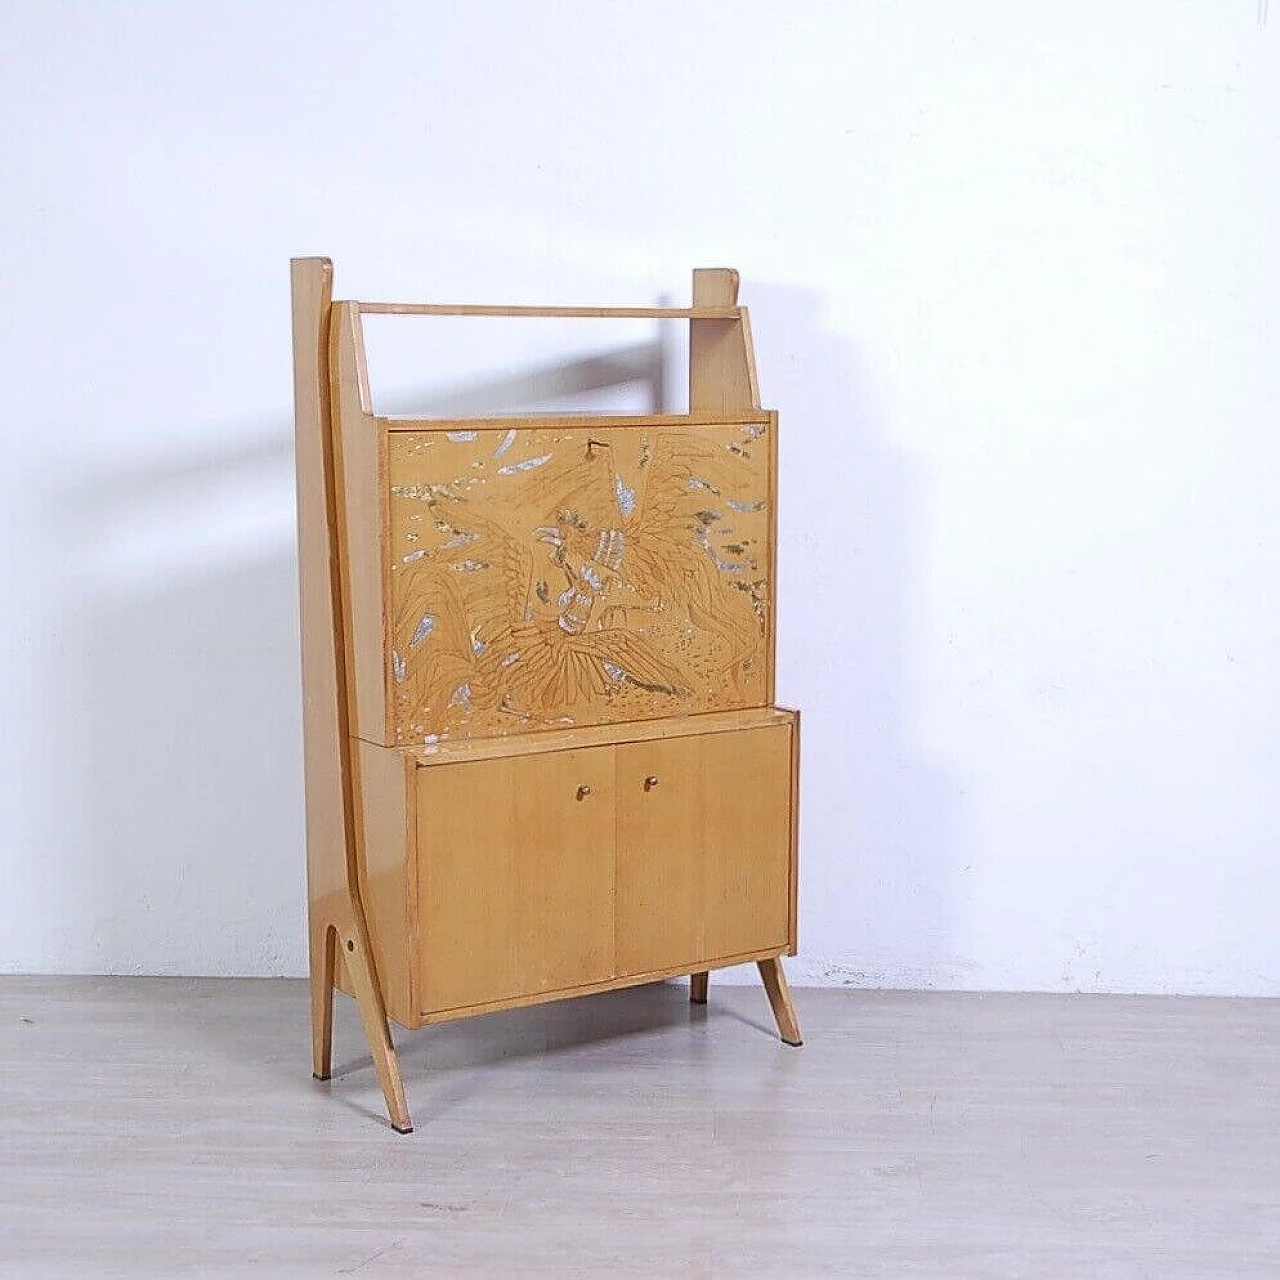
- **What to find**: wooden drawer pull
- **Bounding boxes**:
[644,775,659,791]
[576,784,592,800]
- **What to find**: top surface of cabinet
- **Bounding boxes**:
[409,704,795,768]
[383,417,775,745]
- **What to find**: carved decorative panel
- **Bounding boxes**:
[385,423,771,744]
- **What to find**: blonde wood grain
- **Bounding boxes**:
[689,268,760,413]
[351,739,416,1026]
[757,956,803,1046]
[340,927,413,1132]
[615,723,792,976]
[691,268,739,307]
[358,303,740,319]
[417,747,616,1014]
[293,261,410,1130]
[766,409,779,704]
[735,305,762,408]
[311,922,336,1079]
[297,260,801,1128]
[788,707,801,955]
[291,257,347,1079]
[417,944,786,1023]
[385,422,771,744]
[379,411,771,433]
[330,301,391,745]
[410,705,795,767]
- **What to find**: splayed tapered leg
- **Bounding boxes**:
[310,923,337,1080]
[342,929,413,1133]
[757,957,802,1046]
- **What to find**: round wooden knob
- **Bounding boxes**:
[576,784,592,800]
[644,775,659,791]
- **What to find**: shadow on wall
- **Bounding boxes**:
[53,340,666,977]
[749,283,969,990]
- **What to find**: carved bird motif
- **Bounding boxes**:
[391,428,765,737]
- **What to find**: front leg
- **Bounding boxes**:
[757,957,802,1046]
[341,925,413,1133]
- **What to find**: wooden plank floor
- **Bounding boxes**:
[2,977,1277,1278]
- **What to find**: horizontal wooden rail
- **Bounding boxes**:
[377,411,772,433]
[356,303,740,319]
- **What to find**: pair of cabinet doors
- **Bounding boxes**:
[416,719,795,1017]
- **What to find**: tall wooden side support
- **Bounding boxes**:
[291,257,412,1133]
[689,267,759,412]
[688,267,801,1046]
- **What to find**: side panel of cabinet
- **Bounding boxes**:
[345,739,416,1026]
[614,724,793,977]
[416,746,616,1015]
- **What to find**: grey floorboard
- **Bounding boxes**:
[2,977,1277,1278]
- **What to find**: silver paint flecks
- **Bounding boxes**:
[498,454,553,475]
[614,474,637,518]
[411,615,437,648]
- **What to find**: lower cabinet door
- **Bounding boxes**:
[416,745,616,1014]
[615,724,793,977]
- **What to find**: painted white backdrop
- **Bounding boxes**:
[3,2,1277,994]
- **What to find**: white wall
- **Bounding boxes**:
[3,2,1277,994]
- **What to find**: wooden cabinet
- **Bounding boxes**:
[292,259,802,1133]
[413,716,795,1018]
[417,746,616,1013]
[616,723,793,976]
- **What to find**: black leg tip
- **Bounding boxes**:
[312,1072,331,1081]
[392,1123,414,1134]
[782,1036,803,1047]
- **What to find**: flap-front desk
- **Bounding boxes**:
[291,261,802,1133]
